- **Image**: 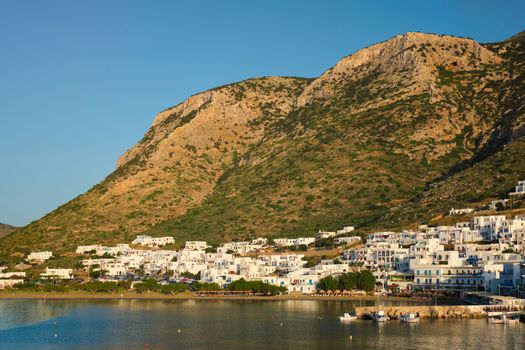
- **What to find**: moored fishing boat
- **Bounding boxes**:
[371,310,389,322]
[399,313,420,323]
[339,313,358,322]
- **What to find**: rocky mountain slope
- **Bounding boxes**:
[1,30,524,262]
[0,223,16,238]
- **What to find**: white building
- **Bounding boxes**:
[489,199,509,211]
[433,225,482,244]
[184,241,209,251]
[217,242,262,255]
[316,230,337,240]
[251,237,268,246]
[82,258,115,267]
[0,279,24,289]
[274,237,315,247]
[102,263,127,277]
[449,208,474,215]
[0,271,26,279]
[509,180,525,196]
[336,226,355,235]
[334,236,361,245]
[27,251,53,263]
[472,215,507,241]
[41,268,73,280]
[76,245,100,254]
[258,254,306,272]
[132,235,151,245]
[132,235,174,247]
[413,264,484,291]
[344,242,409,269]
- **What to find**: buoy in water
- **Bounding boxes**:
[54,334,58,338]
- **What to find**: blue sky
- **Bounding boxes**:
[1,0,524,226]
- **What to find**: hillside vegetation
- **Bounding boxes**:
[0,223,16,238]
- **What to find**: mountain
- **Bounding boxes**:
[0,223,17,238]
[1,30,524,264]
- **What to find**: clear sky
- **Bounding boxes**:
[1,0,524,226]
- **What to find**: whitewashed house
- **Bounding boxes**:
[0,271,26,279]
[27,251,53,263]
[132,235,152,245]
[334,236,361,245]
[316,230,337,240]
[101,262,127,277]
[184,241,209,251]
[217,242,262,254]
[41,268,73,279]
[0,279,24,289]
[509,180,525,196]
[251,237,268,246]
[413,264,483,291]
[471,215,507,241]
[76,245,100,254]
[489,199,509,211]
[274,237,315,247]
[337,226,355,235]
[82,258,115,267]
[449,208,474,215]
[132,235,174,247]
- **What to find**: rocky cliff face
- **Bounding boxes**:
[1,30,524,258]
[95,76,308,228]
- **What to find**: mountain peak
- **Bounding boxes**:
[297,31,502,107]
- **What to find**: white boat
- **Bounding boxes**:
[339,313,358,322]
[371,310,389,322]
[490,315,520,324]
[399,313,420,323]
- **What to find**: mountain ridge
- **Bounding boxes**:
[1,29,524,263]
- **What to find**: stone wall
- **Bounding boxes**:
[354,305,487,319]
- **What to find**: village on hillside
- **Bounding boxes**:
[1,180,525,304]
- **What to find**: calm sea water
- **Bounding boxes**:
[0,299,523,350]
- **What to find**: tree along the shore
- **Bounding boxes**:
[317,270,376,292]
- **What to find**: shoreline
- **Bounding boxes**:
[0,291,417,302]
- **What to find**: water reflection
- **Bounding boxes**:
[0,299,523,350]
[0,300,76,331]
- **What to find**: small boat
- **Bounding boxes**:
[399,313,420,323]
[339,313,358,322]
[371,310,389,322]
[489,315,519,324]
